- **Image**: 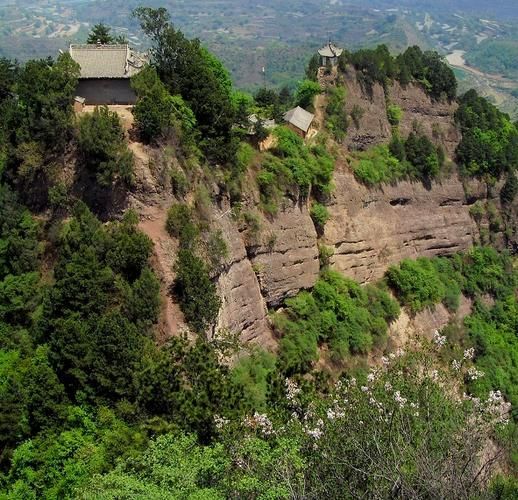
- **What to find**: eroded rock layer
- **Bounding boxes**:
[324,166,478,283]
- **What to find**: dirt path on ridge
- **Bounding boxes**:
[138,202,188,343]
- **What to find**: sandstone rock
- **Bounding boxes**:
[342,70,391,151]
[324,166,478,283]
[214,213,273,343]
[248,204,320,306]
[342,68,460,158]
[389,81,460,158]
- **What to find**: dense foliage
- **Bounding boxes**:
[274,270,400,373]
[78,350,512,499]
[351,131,444,186]
[131,66,197,153]
[77,106,135,186]
[0,53,79,206]
[165,202,223,334]
[257,127,334,213]
[388,247,518,412]
[455,89,518,180]
[133,7,237,163]
[324,86,348,141]
[0,14,516,497]
[340,44,457,100]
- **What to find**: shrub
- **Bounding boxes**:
[325,87,348,140]
[295,80,321,109]
[404,132,440,178]
[386,258,447,313]
[469,201,485,223]
[387,104,402,126]
[205,230,229,270]
[352,145,407,186]
[310,203,330,233]
[170,168,189,198]
[318,244,334,268]
[275,270,399,372]
[77,106,134,186]
[166,204,194,239]
[257,127,334,208]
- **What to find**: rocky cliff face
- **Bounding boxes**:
[127,68,492,346]
[342,68,460,157]
[324,164,479,283]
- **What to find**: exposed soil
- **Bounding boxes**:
[138,203,188,344]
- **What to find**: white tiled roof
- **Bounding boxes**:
[69,44,146,79]
[283,106,314,133]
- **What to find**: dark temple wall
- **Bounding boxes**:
[76,79,137,105]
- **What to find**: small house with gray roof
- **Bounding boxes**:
[318,42,343,67]
[283,106,314,138]
[69,43,147,105]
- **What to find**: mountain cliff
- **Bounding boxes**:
[126,66,509,345]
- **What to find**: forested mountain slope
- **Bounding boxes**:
[0,9,517,498]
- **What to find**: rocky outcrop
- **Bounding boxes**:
[248,204,320,307]
[324,164,478,283]
[342,71,391,151]
[390,81,460,157]
[215,213,273,344]
[124,70,494,349]
[343,68,460,157]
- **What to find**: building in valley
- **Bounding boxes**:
[69,43,147,106]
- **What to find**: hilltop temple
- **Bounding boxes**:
[318,42,343,66]
[69,43,147,106]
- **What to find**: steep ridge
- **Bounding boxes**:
[126,68,494,345]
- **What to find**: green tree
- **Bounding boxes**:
[133,7,236,162]
[173,249,220,334]
[86,23,114,45]
[305,53,320,81]
[295,79,321,109]
[132,66,197,148]
[77,106,134,186]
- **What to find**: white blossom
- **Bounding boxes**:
[245,412,274,436]
[452,359,461,371]
[394,391,407,408]
[464,347,475,360]
[214,414,229,430]
[306,427,323,439]
[433,330,447,348]
[384,381,393,392]
[467,366,484,381]
[285,378,301,400]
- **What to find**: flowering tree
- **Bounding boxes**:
[224,343,512,499]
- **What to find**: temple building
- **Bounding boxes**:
[318,42,343,67]
[283,106,315,138]
[69,43,147,105]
